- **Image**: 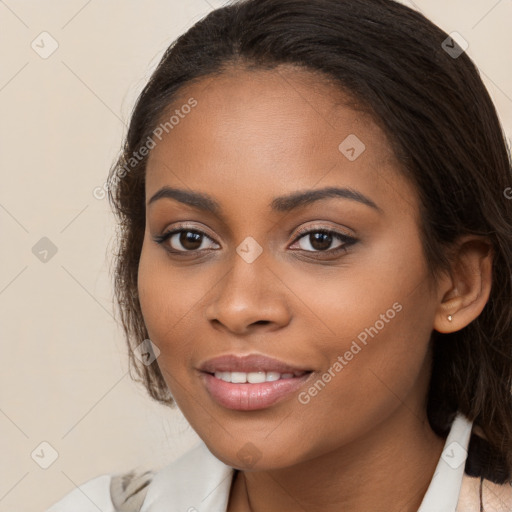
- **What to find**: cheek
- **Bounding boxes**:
[277,225,431,353]
[137,239,221,385]
[288,237,434,416]
[138,236,199,329]
[312,297,429,435]
[288,299,434,461]
[137,242,192,363]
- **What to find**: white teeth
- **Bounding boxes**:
[247,372,266,384]
[219,371,231,381]
[231,372,247,383]
[213,370,306,383]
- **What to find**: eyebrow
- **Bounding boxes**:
[147,186,382,215]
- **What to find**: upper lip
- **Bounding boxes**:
[198,354,312,374]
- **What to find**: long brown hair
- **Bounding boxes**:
[107,0,512,484]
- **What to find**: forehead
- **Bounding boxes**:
[145,65,418,221]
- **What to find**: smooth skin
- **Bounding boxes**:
[137,64,493,512]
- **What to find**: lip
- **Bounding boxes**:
[199,371,314,411]
[198,353,312,374]
[197,353,314,411]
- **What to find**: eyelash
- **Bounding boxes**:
[152,223,357,258]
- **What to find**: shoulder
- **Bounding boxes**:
[457,473,512,512]
[45,470,154,512]
[46,443,233,511]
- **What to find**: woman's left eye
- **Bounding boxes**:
[290,229,357,254]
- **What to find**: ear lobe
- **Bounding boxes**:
[433,236,493,334]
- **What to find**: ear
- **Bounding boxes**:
[433,235,494,334]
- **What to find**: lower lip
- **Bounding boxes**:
[200,372,313,411]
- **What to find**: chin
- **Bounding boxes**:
[204,437,302,471]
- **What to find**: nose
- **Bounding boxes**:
[204,253,291,335]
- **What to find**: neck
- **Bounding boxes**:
[228,406,446,512]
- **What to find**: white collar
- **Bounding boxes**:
[140,440,233,512]
[418,411,473,512]
[140,412,473,512]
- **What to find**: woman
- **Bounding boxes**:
[47,0,512,510]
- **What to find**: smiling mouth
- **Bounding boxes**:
[198,353,315,410]
[199,370,315,411]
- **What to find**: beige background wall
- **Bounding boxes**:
[0,0,511,510]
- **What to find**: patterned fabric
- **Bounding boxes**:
[457,473,512,512]
[110,469,154,512]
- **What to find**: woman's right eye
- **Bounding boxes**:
[153,228,220,253]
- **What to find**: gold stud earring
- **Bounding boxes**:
[447,315,453,322]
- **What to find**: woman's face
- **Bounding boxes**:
[138,65,442,470]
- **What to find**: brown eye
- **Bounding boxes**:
[177,231,203,251]
[289,227,358,257]
[295,230,344,252]
[304,232,335,251]
[153,228,219,252]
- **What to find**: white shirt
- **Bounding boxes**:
[47,412,473,512]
